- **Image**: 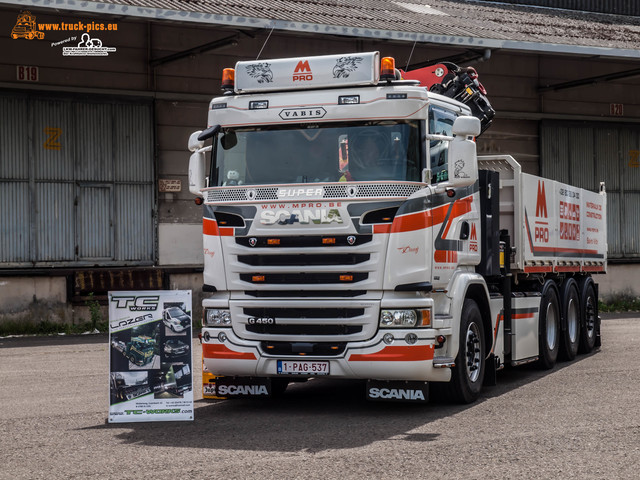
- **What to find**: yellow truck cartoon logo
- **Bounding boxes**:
[11,11,44,40]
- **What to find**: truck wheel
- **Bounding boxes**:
[537,281,560,369]
[578,281,598,354]
[447,299,485,404]
[559,279,580,361]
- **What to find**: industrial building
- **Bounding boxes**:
[1,0,639,322]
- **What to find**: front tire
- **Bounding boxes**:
[537,280,560,369]
[447,299,485,404]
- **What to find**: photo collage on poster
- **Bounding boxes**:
[108,290,193,422]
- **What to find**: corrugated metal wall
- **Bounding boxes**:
[0,94,154,266]
[541,121,640,259]
[0,96,29,262]
[483,0,640,16]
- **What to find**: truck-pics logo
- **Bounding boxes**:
[261,208,343,225]
[293,60,312,81]
[63,33,116,56]
[110,295,159,311]
[11,11,44,40]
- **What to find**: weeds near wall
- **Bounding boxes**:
[599,290,640,312]
[85,292,104,330]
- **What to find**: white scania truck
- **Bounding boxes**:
[188,52,606,403]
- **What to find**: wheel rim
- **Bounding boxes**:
[567,297,578,343]
[585,296,596,339]
[546,301,557,350]
[465,322,482,383]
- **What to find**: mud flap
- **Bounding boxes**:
[594,284,602,348]
[483,353,497,386]
[366,380,429,403]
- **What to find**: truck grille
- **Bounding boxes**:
[239,272,368,284]
[244,307,365,318]
[238,253,370,266]
[247,324,362,335]
[261,342,347,356]
[206,183,422,203]
[231,301,379,344]
[244,290,367,298]
[236,235,372,248]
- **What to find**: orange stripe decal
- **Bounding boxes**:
[391,195,473,234]
[349,345,434,362]
[203,343,256,360]
[203,219,234,237]
[373,224,392,234]
[203,218,219,236]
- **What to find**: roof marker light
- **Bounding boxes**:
[249,100,269,109]
[338,95,360,105]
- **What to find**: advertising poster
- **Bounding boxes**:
[108,290,193,423]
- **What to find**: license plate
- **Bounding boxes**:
[277,360,329,375]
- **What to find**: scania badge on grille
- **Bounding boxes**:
[347,235,356,245]
[249,237,257,247]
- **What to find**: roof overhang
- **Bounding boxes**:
[3,0,640,59]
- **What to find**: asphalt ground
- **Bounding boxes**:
[1,314,638,480]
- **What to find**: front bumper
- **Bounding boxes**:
[201,326,451,382]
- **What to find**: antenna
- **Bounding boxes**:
[256,24,276,60]
[405,38,418,72]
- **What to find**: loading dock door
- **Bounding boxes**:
[0,94,154,267]
[541,121,640,259]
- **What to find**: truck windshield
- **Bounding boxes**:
[213,120,421,186]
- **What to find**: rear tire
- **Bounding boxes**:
[559,279,580,361]
[537,281,560,369]
[446,299,485,404]
[578,280,598,354]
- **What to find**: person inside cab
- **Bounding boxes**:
[347,130,390,181]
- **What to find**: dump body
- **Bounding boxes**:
[478,155,607,274]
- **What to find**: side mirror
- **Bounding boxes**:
[188,131,204,152]
[452,116,481,137]
[198,125,221,142]
[189,151,206,197]
[448,116,480,188]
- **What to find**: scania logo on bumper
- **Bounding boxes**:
[366,380,428,403]
[279,107,326,120]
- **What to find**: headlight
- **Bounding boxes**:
[204,309,232,326]
[379,309,431,328]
